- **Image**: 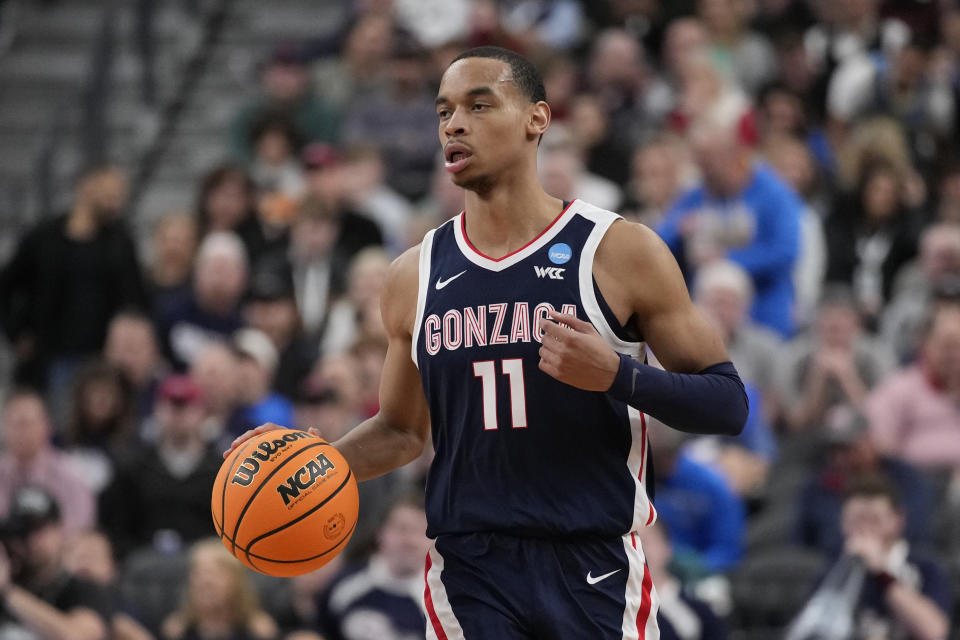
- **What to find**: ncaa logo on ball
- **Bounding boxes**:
[324,513,346,540]
[548,243,572,265]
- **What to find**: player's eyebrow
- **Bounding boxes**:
[435,86,497,106]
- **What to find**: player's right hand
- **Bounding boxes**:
[222,423,322,458]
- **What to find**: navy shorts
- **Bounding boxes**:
[423,532,659,640]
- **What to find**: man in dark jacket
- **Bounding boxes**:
[0,165,147,393]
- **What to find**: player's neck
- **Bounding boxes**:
[462,177,564,259]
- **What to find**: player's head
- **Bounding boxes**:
[1,389,51,463]
[841,475,904,547]
[436,47,549,193]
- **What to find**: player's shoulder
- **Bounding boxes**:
[590,211,675,274]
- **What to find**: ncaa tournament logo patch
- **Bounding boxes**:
[548,243,572,265]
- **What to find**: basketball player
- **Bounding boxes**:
[226,47,748,639]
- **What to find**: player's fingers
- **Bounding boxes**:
[547,311,594,333]
[223,423,284,457]
[540,318,565,341]
[307,427,324,439]
[538,357,560,379]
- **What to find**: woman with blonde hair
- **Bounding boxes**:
[162,539,278,640]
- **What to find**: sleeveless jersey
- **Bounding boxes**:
[412,199,656,539]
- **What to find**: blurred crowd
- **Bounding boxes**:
[2,0,960,638]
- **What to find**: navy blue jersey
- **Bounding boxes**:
[412,199,655,539]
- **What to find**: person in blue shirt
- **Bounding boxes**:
[231,328,295,438]
[650,417,745,577]
[657,124,801,337]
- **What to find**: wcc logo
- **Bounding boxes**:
[535,243,572,279]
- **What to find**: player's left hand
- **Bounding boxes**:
[539,311,621,392]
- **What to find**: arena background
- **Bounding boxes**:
[0,0,958,639]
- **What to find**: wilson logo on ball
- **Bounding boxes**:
[276,453,337,506]
[231,431,313,487]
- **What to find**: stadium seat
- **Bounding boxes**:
[729,545,826,632]
[118,547,190,633]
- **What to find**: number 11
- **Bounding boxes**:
[472,358,527,430]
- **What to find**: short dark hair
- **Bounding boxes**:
[845,474,902,512]
[450,46,546,104]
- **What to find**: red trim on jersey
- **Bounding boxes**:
[424,553,449,640]
[645,502,657,527]
[459,199,576,262]
[636,563,654,639]
[631,532,637,549]
[638,412,647,481]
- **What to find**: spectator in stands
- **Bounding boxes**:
[64,530,154,640]
[230,44,338,162]
[341,40,439,200]
[539,137,622,212]
[667,52,756,146]
[881,223,960,363]
[148,212,199,317]
[189,342,243,446]
[0,165,147,395]
[65,361,136,494]
[100,375,223,557]
[643,17,709,126]
[0,486,110,640]
[104,311,167,422]
[693,260,781,402]
[867,303,960,472]
[0,389,94,534]
[302,144,384,262]
[621,134,692,230]
[826,37,954,155]
[248,114,306,202]
[339,145,413,257]
[317,491,430,640]
[584,29,650,158]
[830,476,950,639]
[762,134,828,330]
[935,162,960,224]
[649,417,745,578]
[698,0,776,93]
[351,336,388,420]
[498,0,583,51]
[658,121,801,337]
[777,286,895,431]
[796,405,932,558]
[231,328,295,437]
[641,521,727,640]
[311,13,395,111]
[825,160,921,322]
[567,93,632,187]
[322,248,391,356]
[158,232,248,370]
[196,165,271,266]
[244,265,317,401]
[162,539,278,640]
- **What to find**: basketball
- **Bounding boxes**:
[211,429,359,577]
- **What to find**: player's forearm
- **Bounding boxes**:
[607,357,748,435]
[886,583,949,640]
[332,414,427,482]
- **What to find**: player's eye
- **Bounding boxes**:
[472,103,488,111]
[437,109,450,120]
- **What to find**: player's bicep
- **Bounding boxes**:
[625,225,729,372]
[377,335,430,441]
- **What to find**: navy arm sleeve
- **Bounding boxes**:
[607,355,748,436]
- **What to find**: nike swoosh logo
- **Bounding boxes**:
[586,569,621,585]
[435,270,467,290]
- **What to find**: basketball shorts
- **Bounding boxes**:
[423,531,660,640]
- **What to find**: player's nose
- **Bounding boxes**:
[443,107,468,137]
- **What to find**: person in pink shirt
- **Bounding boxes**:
[866,303,960,470]
[0,389,95,534]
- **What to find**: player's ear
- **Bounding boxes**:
[526,101,551,139]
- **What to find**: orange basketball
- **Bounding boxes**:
[211,429,358,577]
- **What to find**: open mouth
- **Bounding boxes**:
[444,143,473,173]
